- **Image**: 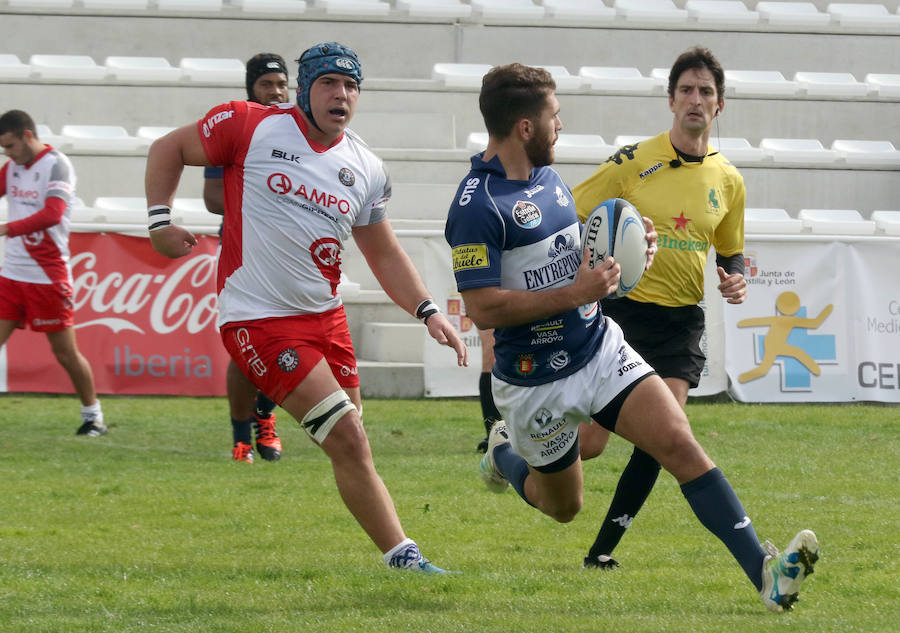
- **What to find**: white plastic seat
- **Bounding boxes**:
[541,0,615,21]
[432,63,492,89]
[470,0,546,19]
[864,73,900,98]
[713,138,766,164]
[724,70,799,97]
[578,66,659,95]
[104,56,182,83]
[9,0,73,7]
[826,3,900,29]
[136,126,176,142]
[312,0,390,15]
[744,208,803,234]
[91,197,147,224]
[396,0,471,18]
[233,0,307,15]
[466,132,488,152]
[554,135,616,162]
[82,0,149,8]
[831,140,900,168]
[756,2,830,27]
[61,125,145,154]
[172,198,218,226]
[0,54,31,81]
[799,209,875,235]
[613,135,651,147]
[29,54,106,82]
[179,57,244,84]
[685,1,759,26]
[614,0,688,24]
[649,67,670,85]
[69,205,105,226]
[871,210,900,236]
[759,138,839,165]
[157,0,223,11]
[793,71,869,98]
[535,65,583,91]
[35,124,69,150]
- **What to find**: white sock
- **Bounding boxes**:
[383,538,419,568]
[81,401,102,423]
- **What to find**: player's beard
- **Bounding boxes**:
[525,132,555,167]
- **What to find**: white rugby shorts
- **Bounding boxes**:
[491,318,654,470]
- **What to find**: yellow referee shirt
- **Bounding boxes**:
[574,131,745,307]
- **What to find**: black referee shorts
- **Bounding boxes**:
[599,296,706,388]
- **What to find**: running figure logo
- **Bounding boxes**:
[737,291,835,389]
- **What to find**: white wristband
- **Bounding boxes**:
[148,205,172,232]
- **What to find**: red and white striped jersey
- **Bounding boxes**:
[0,146,75,285]
[198,101,390,326]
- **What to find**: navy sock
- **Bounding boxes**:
[254,392,277,418]
[231,417,253,444]
[681,467,767,590]
[479,372,501,422]
[588,446,661,559]
[492,443,534,507]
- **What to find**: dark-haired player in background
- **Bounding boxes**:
[203,53,290,464]
[573,46,748,570]
[0,109,106,436]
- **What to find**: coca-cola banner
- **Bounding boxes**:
[1,233,229,396]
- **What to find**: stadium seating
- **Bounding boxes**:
[798,208,876,235]
[613,0,688,25]
[178,57,244,84]
[724,70,799,97]
[540,0,616,22]
[104,56,182,83]
[685,1,759,26]
[759,138,839,166]
[232,0,308,15]
[469,0,546,20]
[756,2,831,27]
[60,125,146,155]
[832,140,900,168]
[0,54,30,80]
[871,210,900,236]
[826,3,900,29]
[744,208,804,234]
[578,66,662,95]
[793,71,870,98]
[396,0,471,19]
[864,73,900,98]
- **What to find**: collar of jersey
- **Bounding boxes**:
[292,106,344,153]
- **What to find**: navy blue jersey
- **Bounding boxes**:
[445,153,604,386]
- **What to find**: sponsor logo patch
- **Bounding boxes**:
[512,200,542,228]
[452,244,489,272]
[277,348,300,373]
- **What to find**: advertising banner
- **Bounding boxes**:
[1,233,229,396]
[725,239,900,403]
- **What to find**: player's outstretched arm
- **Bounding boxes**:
[352,220,468,366]
[145,124,210,258]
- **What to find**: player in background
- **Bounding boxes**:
[474,327,501,453]
[203,53,291,464]
[447,63,817,612]
[0,109,106,436]
[573,46,748,570]
[145,42,467,572]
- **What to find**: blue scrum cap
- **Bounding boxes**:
[296,42,363,129]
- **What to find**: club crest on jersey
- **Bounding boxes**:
[277,348,300,373]
[338,167,355,187]
[516,354,536,376]
[512,200,541,229]
[555,186,570,207]
[548,350,570,372]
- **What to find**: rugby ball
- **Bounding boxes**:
[581,198,648,298]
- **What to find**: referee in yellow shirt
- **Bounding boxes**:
[574,46,748,569]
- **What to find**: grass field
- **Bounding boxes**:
[1,394,897,632]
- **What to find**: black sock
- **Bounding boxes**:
[254,392,276,418]
[588,446,661,559]
[479,372,501,426]
[231,417,253,444]
[493,443,534,507]
[681,467,767,590]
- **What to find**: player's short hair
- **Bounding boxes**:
[667,46,725,99]
[479,63,556,139]
[245,53,288,102]
[0,109,37,138]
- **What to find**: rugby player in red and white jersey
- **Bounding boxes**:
[145,43,467,573]
[0,109,106,436]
